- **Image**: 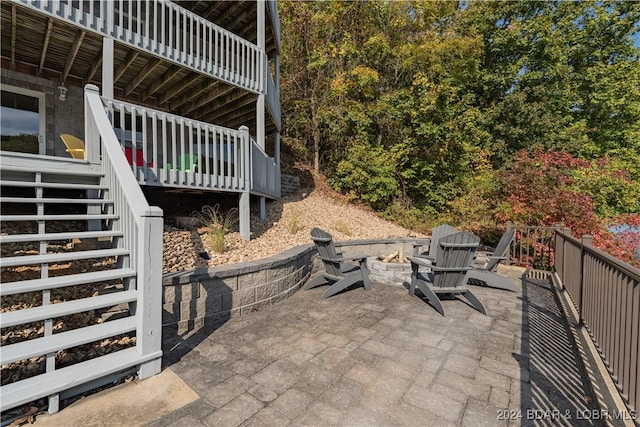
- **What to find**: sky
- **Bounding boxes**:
[0,107,39,136]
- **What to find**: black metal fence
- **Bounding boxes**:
[554,228,640,413]
[504,223,639,412]
[505,222,557,270]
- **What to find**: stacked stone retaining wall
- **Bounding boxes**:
[280,173,300,196]
[162,237,423,333]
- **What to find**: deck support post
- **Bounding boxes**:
[136,207,164,379]
[84,84,102,231]
[257,1,265,150]
[239,192,250,240]
[259,197,266,220]
[102,37,113,99]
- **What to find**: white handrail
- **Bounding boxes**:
[16,0,264,94]
[84,84,162,378]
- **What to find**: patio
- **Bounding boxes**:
[152,266,597,427]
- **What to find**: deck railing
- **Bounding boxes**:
[251,139,280,198]
[266,62,282,129]
[554,228,640,413]
[16,0,264,93]
[505,222,556,270]
[103,97,253,194]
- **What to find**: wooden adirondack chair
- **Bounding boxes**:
[60,134,85,160]
[412,224,457,261]
[409,230,487,316]
[467,228,518,292]
[305,228,372,298]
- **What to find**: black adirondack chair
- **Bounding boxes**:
[409,231,487,316]
[468,228,518,292]
[305,228,372,298]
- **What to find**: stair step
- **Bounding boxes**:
[0,268,137,296]
[0,180,107,190]
[0,230,123,244]
[0,164,104,177]
[0,290,138,328]
[0,197,113,204]
[0,214,118,222]
[0,248,129,268]
[1,316,137,365]
[0,347,161,412]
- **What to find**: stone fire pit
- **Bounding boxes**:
[367,248,413,285]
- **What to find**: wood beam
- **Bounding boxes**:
[113,50,138,83]
[38,18,54,76]
[62,30,86,82]
[142,65,181,101]
[201,93,256,123]
[201,1,224,21]
[170,79,221,111]
[181,84,235,116]
[203,111,255,131]
[158,73,203,105]
[198,89,255,118]
[11,5,16,70]
[84,48,103,84]
[124,57,162,96]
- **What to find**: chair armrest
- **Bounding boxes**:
[318,256,342,264]
[341,254,368,262]
[412,239,430,254]
[487,255,507,262]
[409,257,433,267]
[431,266,473,273]
[413,254,435,262]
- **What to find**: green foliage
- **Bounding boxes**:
[279,0,640,263]
[381,202,433,234]
[329,142,399,209]
[572,156,640,217]
[192,205,237,254]
[0,134,39,154]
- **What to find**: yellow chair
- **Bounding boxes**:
[60,134,86,159]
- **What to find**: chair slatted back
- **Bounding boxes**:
[60,134,86,160]
[311,228,342,278]
[433,231,480,289]
[486,229,515,272]
[428,224,457,260]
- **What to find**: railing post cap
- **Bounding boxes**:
[239,125,249,131]
[582,234,594,245]
[85,84,100,94]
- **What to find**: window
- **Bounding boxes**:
[1,85,45,154]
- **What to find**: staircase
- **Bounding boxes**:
[0,152,163,415]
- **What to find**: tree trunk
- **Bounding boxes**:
[311,114,321,172]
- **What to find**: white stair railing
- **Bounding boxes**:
[85,84,163,379]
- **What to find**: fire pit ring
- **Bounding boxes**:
[367,255,413,285]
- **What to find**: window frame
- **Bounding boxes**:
[1,84,46,155]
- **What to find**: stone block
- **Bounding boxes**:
[267,264,295,282]
[277,272,297,293]
[201,277,236,295]
[256,281,279,302]
[163,282,200,304]
[237,270,268,290]
[224,288,255,310]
